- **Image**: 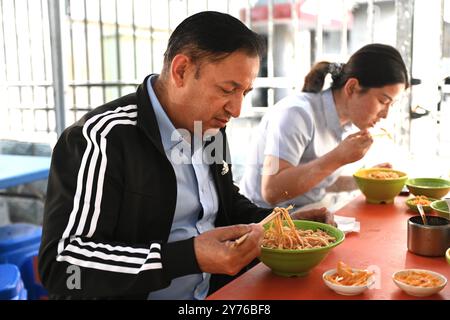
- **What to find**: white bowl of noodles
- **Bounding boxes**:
[259,219,345,277]
[322,262,375,296]
[392,269,447,297]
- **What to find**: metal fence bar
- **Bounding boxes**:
[0,0,197,138]
[25,0,37,132]
[245,0,251,28]
[396,0,415,153]
[267,0,274,107]
[2,0,312,139]
[367,0,375,43]
[315,0,324,60]
[12,0,24,130]
[39,0,54,133]
[341,0,348,57]
[167,0,171,32]
[48,0,66,137]
[41,0,51,133]
[99,0,106,105]
[291,0,300,90]
[132,0,137,80]
[0,0,11,132]
[114,0,121,97]
[67,0,77,121]
[149,0,154,73]
[83,0,91,110]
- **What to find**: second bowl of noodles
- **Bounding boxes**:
[259,220,345,277]
[353,168,408,204]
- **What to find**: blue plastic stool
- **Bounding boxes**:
[0,223,47,299]
[0,264,27,300]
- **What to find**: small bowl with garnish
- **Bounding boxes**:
[392,269,447,297]
[405,196,437,213]
[322,261,375,296]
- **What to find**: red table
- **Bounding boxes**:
[208,195,450,300]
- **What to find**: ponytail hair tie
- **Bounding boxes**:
[328,62,344,79]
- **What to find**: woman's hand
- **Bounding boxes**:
[333,130,373,165]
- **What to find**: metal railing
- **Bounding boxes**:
[1,0,419,150]
[0,0,241,143]
[0,0,54,140]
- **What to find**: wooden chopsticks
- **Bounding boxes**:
[371,128,393,140]
[232,205,293,248]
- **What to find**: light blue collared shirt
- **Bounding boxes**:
[146,75,219,300]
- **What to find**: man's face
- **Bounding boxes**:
[177,51,260,135]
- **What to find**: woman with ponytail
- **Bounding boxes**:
[240,43,409,210]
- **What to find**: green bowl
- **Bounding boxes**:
[405,197,437,213]
[259,220,345,277]
[353,168,408,204]
[406,178,450,199]
[430,200,450,219]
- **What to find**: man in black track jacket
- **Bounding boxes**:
[38,11,333,299]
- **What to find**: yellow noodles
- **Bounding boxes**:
[394,271,444,288]
[325,261,373,286]
[367,171,400,179]
[261,207,336,250]
[410,196,432,206]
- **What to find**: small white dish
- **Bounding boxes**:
[392,269,447,297]
[322,269,375,296]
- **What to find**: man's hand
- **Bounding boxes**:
[194,224,264,275]
[290,207,336,227]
